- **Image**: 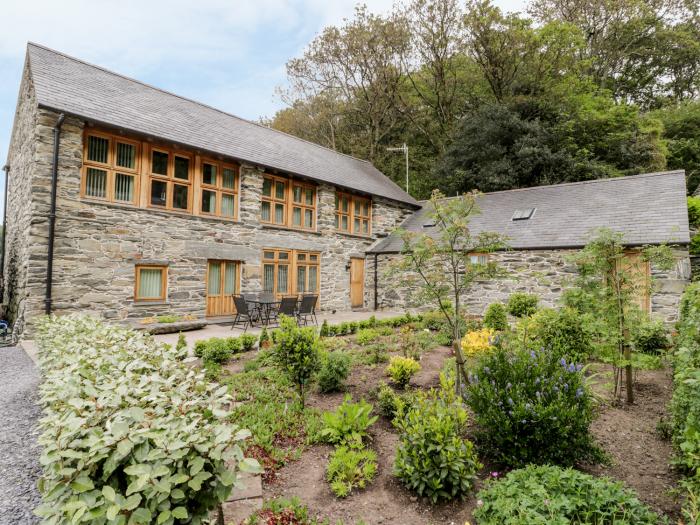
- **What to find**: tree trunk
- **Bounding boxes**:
[623,327,634,404]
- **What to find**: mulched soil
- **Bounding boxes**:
[256,339,683,524]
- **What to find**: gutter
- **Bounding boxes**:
[45,113,65,315]
[0,164,8,299]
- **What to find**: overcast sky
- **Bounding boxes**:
[0,0,527,218]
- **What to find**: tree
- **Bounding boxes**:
[567,228,673,403]
[656,101,700,193]
[390,190,507,395]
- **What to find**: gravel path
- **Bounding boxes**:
[0,347,42,525]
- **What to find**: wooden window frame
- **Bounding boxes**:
[200,159,239,220]
[261,175,317,231]
[81,131,141,205]
[262,248,321,298]
[148,147,193,212]
[468,252,490,265]
[206,260,241,296]
[134,264,168,302]
[335,192,372,236]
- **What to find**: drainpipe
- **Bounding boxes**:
[45,113,65,315]
[1,164,9,300]
[373,253,378,311]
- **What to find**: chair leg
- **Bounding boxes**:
[231,313,240,331]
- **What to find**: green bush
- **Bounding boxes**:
[319,319,330,337]
[258,327,270,348]
[483,303,508,331]
[688,196,700,227]
[375,383,415,420]
[362,343,389,365]
[525,307,593,363]
[386,356,421,389]
[466,345,597,467]
[320,396,377,449]
[394,392,480,503]
[317,351,352,393]
[156,314,180,323]
[193,339,207,358]
[240,333,258,352]
[356,328,378,346]
[633,320,670,354]
[34,315,260,524]
[419,310,447,331]
[202,337,242,364]
[326,446,377,498]
[272,315,321,407]
[507,292,539,317]
[474,465,664,525]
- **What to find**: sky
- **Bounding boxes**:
[0,0,527,219]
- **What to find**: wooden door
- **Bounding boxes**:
[206,260,239,316]
[350,258,365,308]
[621,251,651,314]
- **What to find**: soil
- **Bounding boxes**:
[253,339,681,524]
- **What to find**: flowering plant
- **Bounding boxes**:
[461,328,495,357]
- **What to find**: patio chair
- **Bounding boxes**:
[232,295,257,332]
[297,294,318,326]
[274,296,299,324]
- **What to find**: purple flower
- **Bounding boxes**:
[575,388,584,398]
[484,367,491,375]
[553,386,559,393]
[525,403,532,410]
[508,398,514,405]
[530,350,536,359]
[506,382,512,390]
[535,377,540,385]
[535,391,541,399]
[576,364,583,372]
[568,363,576,373]
[563,383,569,391]
[490,471,499,478]
[560,358,567,367]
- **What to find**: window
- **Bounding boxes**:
[135,265,167,301]
[200,160,239,219]
[263,249,320,298]
[469,253,489,265]
[82,132,140,204]
[261,175,316,230]
[335,192,372,236]
[149,148,192,211]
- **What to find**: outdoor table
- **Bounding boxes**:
[245,296,281,326]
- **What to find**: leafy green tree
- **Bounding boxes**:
[657,101,700,193]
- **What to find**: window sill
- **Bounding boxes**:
[133,300,170,306]
[261,223,321,235]
[335,230,373,240]
[78,197,241,224]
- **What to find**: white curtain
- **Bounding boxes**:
[85,168,107,198]
[139,269,163,298]
[278,265,288,293]
[208,263,221,295]
[263,264,274,293]
[115,173,134,202]
[221,194,235,217]
[224,263,237,294]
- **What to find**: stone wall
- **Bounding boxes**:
[372,248,691,323]
[7,106,414,335]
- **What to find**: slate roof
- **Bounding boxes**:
[24,43,418,207]
[368,171,690,253]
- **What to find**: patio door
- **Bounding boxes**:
[350,258,365,308]
[206,260,240,317]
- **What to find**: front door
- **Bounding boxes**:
[350,258,365,308]
[206,260,239,317]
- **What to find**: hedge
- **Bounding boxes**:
[321,313,422,337]
[34,315,259,525]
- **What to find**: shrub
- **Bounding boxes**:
[258,327,271,348]
[465,345,597,467]
[34,315,259,524]
[326,446,377,498]
[524,307,593,363]
[317,351,352,393]
[375,382,415,420]
[633,320,670,354]
[419,310,447,331]
[461,328,494,357]
[176,332,187,351]
[362,343,389,365]
[483,303,508,331]
[194,339,207,358]
[507,292,539,317]
[240,333,258,352]
[320,396,377,449]
[386,356,421,389]
[319,319,330,337]
[202,337,241,364]
[356,328,378,346]
[394,392,480,503]
[156,314,180,323]
[474,465,664,525]
[689,196,700,227]
[272,315,321,408]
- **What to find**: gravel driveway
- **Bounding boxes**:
[0,347,42,524]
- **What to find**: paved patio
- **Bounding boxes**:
[152,310,406,348]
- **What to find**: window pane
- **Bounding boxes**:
[362,220,369,234]
[224,262,237,295]
[264,251,275,259]
[305,209,313,228]
[262,178,272,196]
[263,264,274,293]
[138,268,163,299]
[292,207,302,226]
[305,189,314,205]
[202,189,216,214]
[342,197,349,212]
[335,215,339,229]
[261,201,271,221]
[208,262,222,295]
[354,218,360,232]
[335,194,339,210]
[297,266,306,293]
[275,181,285,199]
[310,254,318,262]
[293,186,302,203]
[150,179,167,206]
[173,184,189,210]
[114,173,134,202]
[85,168,107,198]
[363,202,370,216]
[87,136,109,164]
[221,194,235,217]
[279,252,289,260]
[222,168,236,189]
[152,151,168,175]
[298,253,306,261]
[174,156,190,180]
[116,142,136,169]
[341,216,348,230]
[275,203,285,224]
[278,265,288,293]
[202,163,216,185]
[309,266,318,292]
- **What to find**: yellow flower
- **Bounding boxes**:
[461,328,494,356]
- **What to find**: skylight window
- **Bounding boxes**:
[512,208,536,221]
[423,222,436,228]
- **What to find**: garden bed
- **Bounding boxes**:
[132,319,207,334]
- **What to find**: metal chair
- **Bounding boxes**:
[297,294,318,326]
[275,296,299,324]
[232,295,256,332]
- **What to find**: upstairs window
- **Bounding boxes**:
[149,148,192,211]
[201,160,239,219]
[261,175,316,231]
[335,192,372,236]
[82,132,140,205]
